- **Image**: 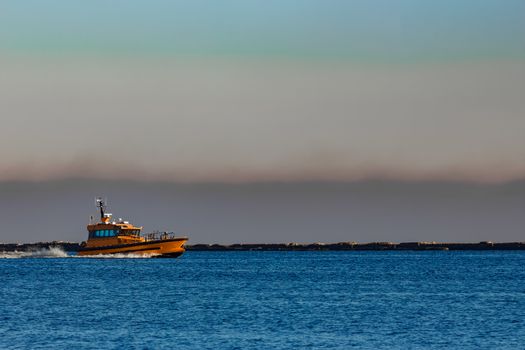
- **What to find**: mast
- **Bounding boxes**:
[95,197,108,222]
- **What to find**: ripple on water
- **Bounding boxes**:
[1,251,524,349]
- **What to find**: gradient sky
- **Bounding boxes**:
[1,180,524,244]
[1,0,524,183]
[0,1,524,242]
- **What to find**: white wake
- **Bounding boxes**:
[0,247,69,259]
[0,247,159,259]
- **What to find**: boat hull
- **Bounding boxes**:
[77,238,187,258]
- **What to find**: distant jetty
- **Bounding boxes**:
[185,241,525,251]
[2,241,525,252]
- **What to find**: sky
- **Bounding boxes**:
[1,180,524,244]
[0,0,524,242]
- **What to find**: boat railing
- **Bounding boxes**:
[143,231,180,241]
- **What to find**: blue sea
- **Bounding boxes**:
[1,250,524,349]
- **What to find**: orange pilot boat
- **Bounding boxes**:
[78,198,188,258]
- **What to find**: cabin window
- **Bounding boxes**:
[93,230,116,237]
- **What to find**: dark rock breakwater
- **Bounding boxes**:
[2,241,525,252]
[185,241,525,251]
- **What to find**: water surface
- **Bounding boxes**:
[1,251,524,349]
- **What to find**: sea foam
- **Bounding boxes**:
[0,247,69,259]
[0,247,158,259]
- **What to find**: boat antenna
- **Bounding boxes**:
[95,197,106,221]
